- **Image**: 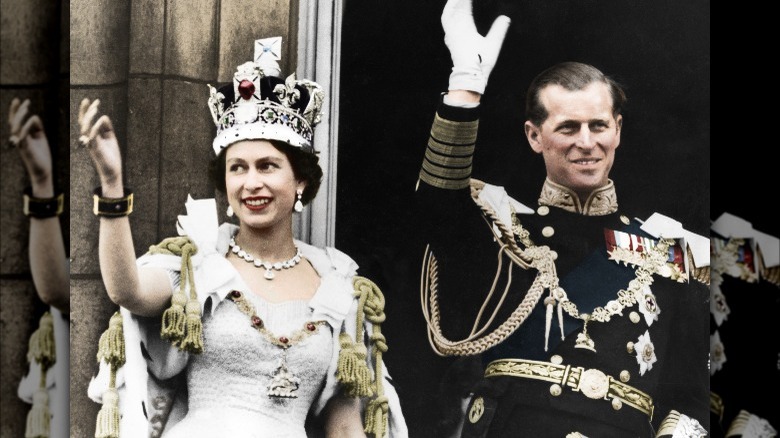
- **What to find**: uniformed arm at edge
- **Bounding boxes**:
[724,410,777,437]
[417,93,481,192]
[655,410,708,437]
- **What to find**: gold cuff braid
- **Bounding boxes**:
[419,113,478,190]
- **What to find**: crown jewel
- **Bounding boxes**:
[208,37,325,154]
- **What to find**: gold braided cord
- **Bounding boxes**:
[419,180,558,357]
[422,246,551,357]
[472,180,672,325]
[353,277,389,438]
[148,236,204,354]
[420,179,675,356]
[468,243,514,339]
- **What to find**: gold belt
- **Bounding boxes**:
[485,359,654,420]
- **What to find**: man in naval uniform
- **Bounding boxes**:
[414,0,711,436]
[709,213,778,438]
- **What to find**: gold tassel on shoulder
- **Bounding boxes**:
[25,312,56,438]
[94,312,126,438]
[149,236,203,353]
[354,277,390,438]
[160,291,186,342]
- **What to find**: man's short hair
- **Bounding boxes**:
[525,62,626,126]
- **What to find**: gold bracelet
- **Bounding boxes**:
[23,188,64,218]
[93,187,133,217]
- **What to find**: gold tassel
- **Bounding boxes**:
[364,395,389,438]
[353,276,391,437]
[95,312,125,438]
[336,332,373,397]
[94,388,120,438]
[25,312,56,438]
[96,312,125,367]
[27,312,56,370]
[149,236,203,353]
[177,300,203,354]
[25,388,50,438]
[160,291,187,343]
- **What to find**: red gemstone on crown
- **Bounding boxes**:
[306,323,316,331]
[238,80,255,100]
[279,336,289,344]
[251,316,263,327]
[231,290,242,298]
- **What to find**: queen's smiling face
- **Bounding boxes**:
[225,140,304,232]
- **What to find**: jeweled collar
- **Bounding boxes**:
[538,178,618,216]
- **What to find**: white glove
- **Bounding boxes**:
[442,0,511,94]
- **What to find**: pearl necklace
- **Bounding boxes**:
[229,237,302,280]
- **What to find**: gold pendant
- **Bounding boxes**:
[574,317,596,352]
[267,349,300,398]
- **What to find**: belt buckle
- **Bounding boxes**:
[576,368,610,400]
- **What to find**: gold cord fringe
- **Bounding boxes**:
[337,332,373,398]
[94,389,120,438]
[149,237,203,353]
[25,389,50,438]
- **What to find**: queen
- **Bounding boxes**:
[82,38,407,438]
